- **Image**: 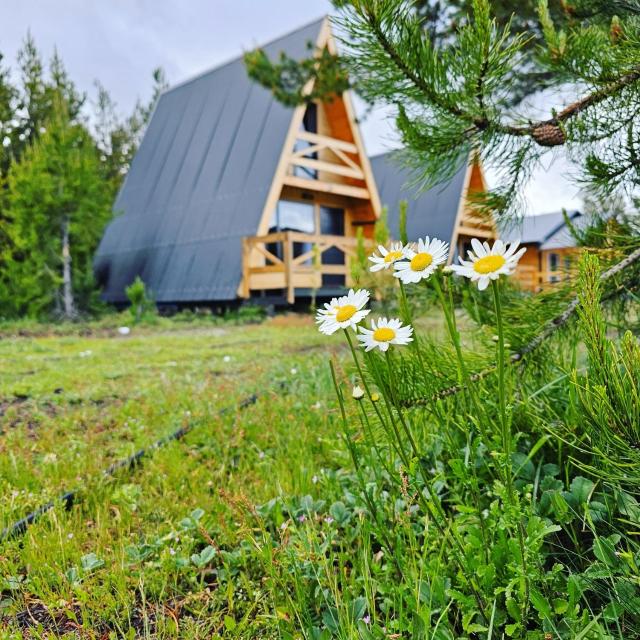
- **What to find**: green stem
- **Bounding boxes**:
[431,275,466,386]
[343,329,410,467]
[330,361,404,576]
[384,349,419,456]
[432,274,489,442]
[342,329,489,624]
[380,345,489,624]
[491,278,529,627]
[491,279,509,458]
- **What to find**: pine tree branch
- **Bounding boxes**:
[502,67,640,146]
[362,9,468,121]
[361,4,640,149]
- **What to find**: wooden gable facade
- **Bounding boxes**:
[241,19,381,304]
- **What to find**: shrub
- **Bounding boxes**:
[125,276,156,324]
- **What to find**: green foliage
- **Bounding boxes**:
[244,45,349,107]
[373,205,390,245]
[247,0,640,213]
[397,199,408,244]
[350,226,368,285]
[0,96,112,318]
[0,34,166,320]
[3,269,640,636]
[570,253,640,487]
[125,276,156,324]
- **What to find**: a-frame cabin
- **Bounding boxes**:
[95,17,494,307]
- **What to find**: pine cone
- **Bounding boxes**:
[532,122,566,147]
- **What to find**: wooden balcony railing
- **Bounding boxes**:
[241,231,373,303]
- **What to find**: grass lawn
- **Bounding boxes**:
[0,317,349,638]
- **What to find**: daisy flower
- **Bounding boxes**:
[450,238,526,290]
[316,289,370,335]
[368,242,408,272]
[394,236,449,284]
[357,317,413,352]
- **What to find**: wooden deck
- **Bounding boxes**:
[241,231,373,304]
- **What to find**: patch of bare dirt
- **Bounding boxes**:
[9,600,84,637]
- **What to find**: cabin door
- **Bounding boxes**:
[319,206,345,286]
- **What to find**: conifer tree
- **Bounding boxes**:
[0,53,17,178]
[0,95,111,318]
[13,34,84,155]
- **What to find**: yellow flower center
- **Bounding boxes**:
[336,304,357,322]
[384,250,403,263]
[473,255,506,274]
[373,327,396,342]
[410,252,433,272]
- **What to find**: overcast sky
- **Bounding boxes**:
[2,0,581,214]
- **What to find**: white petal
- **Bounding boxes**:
[470,238,486,257]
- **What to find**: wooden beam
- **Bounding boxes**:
[456,225,495,238]
[240,238,250,298]
[447,162,472,263]
[255,102,308,237]
[322,18,381,220]
[284,234,294,304]
[290,143,323,159]
[251,243,284,266]
[247,265,286,275]
[282,175,371,200]
[289,156,365,180]
[297,130,359,154]
[462,214,494,227]
[332,147,362,172]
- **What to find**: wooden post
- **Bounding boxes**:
[240,237,250,299]
[283,232,294,304]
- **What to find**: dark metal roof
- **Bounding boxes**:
[95,18,325,303]
[540,212,588,250]
[501,210,582,246]
[370,151,467,245]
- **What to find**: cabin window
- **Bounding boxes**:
[270,200,315,234]
[548,252,559,272]
[320,206,344,236]
[293,103,318,180]
[268,200,315,263]
[303,102,318,134]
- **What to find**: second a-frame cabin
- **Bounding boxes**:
[95,17,494,307]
